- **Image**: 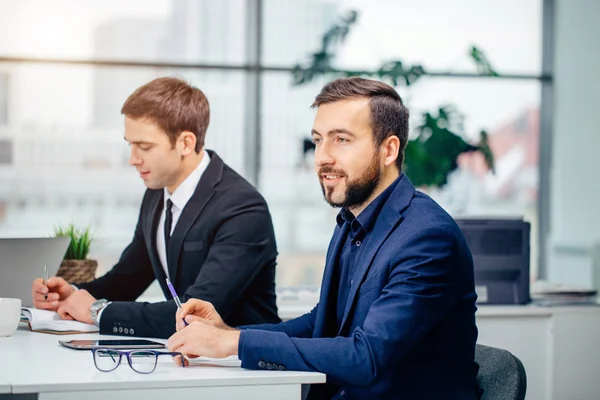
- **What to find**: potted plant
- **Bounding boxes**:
[53,224,98,284]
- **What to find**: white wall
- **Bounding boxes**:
[548,0,600,287]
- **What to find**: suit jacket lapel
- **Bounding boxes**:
[337,175,416,334]
[314,222,349,338]
[145,191,168,296]
[167,151,224,282]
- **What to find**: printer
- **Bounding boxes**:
[456,217,531,305]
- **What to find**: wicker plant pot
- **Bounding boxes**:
[56,259,98,285]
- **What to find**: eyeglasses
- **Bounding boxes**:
[91,348,186,374]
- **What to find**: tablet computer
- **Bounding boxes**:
[58,339,166,350]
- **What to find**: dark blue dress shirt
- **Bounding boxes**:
[334,176,402,326]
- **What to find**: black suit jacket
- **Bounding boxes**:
[79,150,280,338]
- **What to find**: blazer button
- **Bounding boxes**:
[277,365,285,371]
[266,363,275,370]
[258,360,266,369]
[118,327,123,333]
[130,329,135,335]
[113,327,118,333]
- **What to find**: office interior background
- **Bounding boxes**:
[0,0,598,303]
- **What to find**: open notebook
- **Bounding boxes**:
[20,307,98,334]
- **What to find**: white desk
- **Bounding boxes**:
[276,303,600,400]
[99,293,600,399]
[0,327,325,399]
[476,305,600,400]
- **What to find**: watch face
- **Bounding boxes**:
[91,299,108,312]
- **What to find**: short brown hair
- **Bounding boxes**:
[311,77,409,171]
[121,77,210,152]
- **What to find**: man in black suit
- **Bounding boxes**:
[31,77,280,338]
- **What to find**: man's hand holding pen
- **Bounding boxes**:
[175,298,231,331]
[31,276,75,312]
[168,299,240,366]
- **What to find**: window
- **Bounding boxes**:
[0,64,245,272]
[261,73,542,285]
[405,78,541,278]
[0,0,247,64]
[261,1,544,286]
[0,0,547,290]
[262,0,542,75]
[0,0,249,283]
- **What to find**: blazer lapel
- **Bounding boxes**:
[145,190,168,295]
[166,151,224,282]
[314,222,349,338]
[337,175,416,333]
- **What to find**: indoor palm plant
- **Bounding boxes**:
[53,224,98,284]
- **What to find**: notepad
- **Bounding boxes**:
[20,307,98,335]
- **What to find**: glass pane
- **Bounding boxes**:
[0,64,246,275]
[0,0,247,64]
[261,72,333,288]
[263,0,542,75]
[261,0,340,66]
[261,72,541,285]
[402,77,540,278]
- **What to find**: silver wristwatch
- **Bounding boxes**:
[90,299,109,326]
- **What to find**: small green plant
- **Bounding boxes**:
[53,224,92,260]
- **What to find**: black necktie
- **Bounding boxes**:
[164,199,173,248]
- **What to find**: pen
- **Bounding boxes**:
[166,278,189,326]
[43,265,48,301]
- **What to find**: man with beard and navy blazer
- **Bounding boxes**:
[168,77,479,400]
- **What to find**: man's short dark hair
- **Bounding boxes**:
[311,77,409,171]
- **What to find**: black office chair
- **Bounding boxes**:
[475,344,527,400]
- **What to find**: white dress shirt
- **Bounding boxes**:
[156,151,210,277]
[96,151,210,325]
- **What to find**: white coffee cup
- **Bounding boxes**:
[0,298,21,337]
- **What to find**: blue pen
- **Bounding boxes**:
[166,278,189,326]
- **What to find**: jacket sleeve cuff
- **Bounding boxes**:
[238,329,290,371]
[239,329,269,369]
[95,302,112,326]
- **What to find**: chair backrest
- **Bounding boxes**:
[475,344,527,400]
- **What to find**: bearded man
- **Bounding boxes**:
[167,77,480,400]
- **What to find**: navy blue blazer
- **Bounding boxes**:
[238,174,479,400]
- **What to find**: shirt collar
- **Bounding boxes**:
[164,150,211,211]
[335,174,402,234]
[336,207,355,228]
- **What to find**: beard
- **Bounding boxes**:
[319,153,382,209]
